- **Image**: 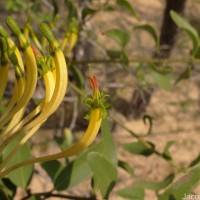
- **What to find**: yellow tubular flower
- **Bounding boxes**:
[60,33,70,51]
[0,17,38,129]
[0,27,25,126]
[0,66,55,171]
[0,64,8,100]
[0,75,108,178]
[61,18,78,54]
[0,60,25,141]
[0,83,18,123]
[0,39,8,101]
[0,47,55,153]
[18,23,68,131]
[23,18,31,40]
[51,55,56,82]
[1,66,26,136]
[27,24,42,51]
[65,30,78,54]
[9,47,48,130]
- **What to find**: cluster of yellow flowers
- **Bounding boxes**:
[0,17,107,178]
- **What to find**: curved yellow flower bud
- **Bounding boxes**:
[0,38,8,101]
[61,18,78,54]
[0,75,108,178]
[0,17,38,129]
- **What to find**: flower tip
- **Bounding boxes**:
[88,75,98,91]
[31,45,40,57]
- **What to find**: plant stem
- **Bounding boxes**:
[21,191,96,200]
[69,81,87,97]
[74,57,200,65]
[109,114,183,172]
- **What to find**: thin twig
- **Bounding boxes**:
[109,113,183,172]
[21,191,96,200]
[74,57,200,65]
[68,81,87,97]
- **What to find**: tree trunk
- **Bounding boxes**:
[126,0,187,119]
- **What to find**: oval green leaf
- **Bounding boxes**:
[117,186,144,200]
[41,160,63,181]
[116,0,138,19]
[101,118,118,166]
[3,136,33,188]
[159,165,200,200]
[134,24,160,52]
[104,28,130,48]
[170,10,199,56]
[87,152,117,199]
[123,141,155,156]
[135,174,175,192]
[54,142,104,190]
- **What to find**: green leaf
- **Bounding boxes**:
[123,141,155,156]
[150,65,172,90]
[82,7,96,20]
[3,136,33,188]
[162,141,175,160]
[174,66,191,85]
[101,118,118,166]
[1,179,16,196]
[104,28,130,48]
[121,51,129,70]
[118,160,134,176]
[117,186,144,200]
[0,189,10,200]
[159,165,200,200]
[41,160,63,181]
[54,128,74,151]
[116,0,138,19]
[106,49,129,69]
[70,64,85,89]
[64,0,77,19]
[29,195,42,200]
[170,10,199,56]
[54,142,104,190]
[143,115,153,135]
[135,174,175,192]
[87,152,117,199]
[189,154,200,168]
[106,49,129,65]
[103,5,115,12]
[134,24,160,52]
[51,0,59,18]
[0,179,16,200]
[106,49,122,59]
[5,0,29,12]
[54,119,117,191]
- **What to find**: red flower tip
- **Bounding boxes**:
[31,45,40,57]
[88,75,98,92]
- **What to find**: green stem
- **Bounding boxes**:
[69,81,87,97]
[108,114,139,138]
[74,57,200,65]
[109,114,183,172]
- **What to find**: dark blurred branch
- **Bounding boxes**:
[155,0,187,58]
[74,57,200,65]
[127,0,187,119]
[21,190,97,200]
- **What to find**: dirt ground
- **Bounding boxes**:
[1,0,200,199]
